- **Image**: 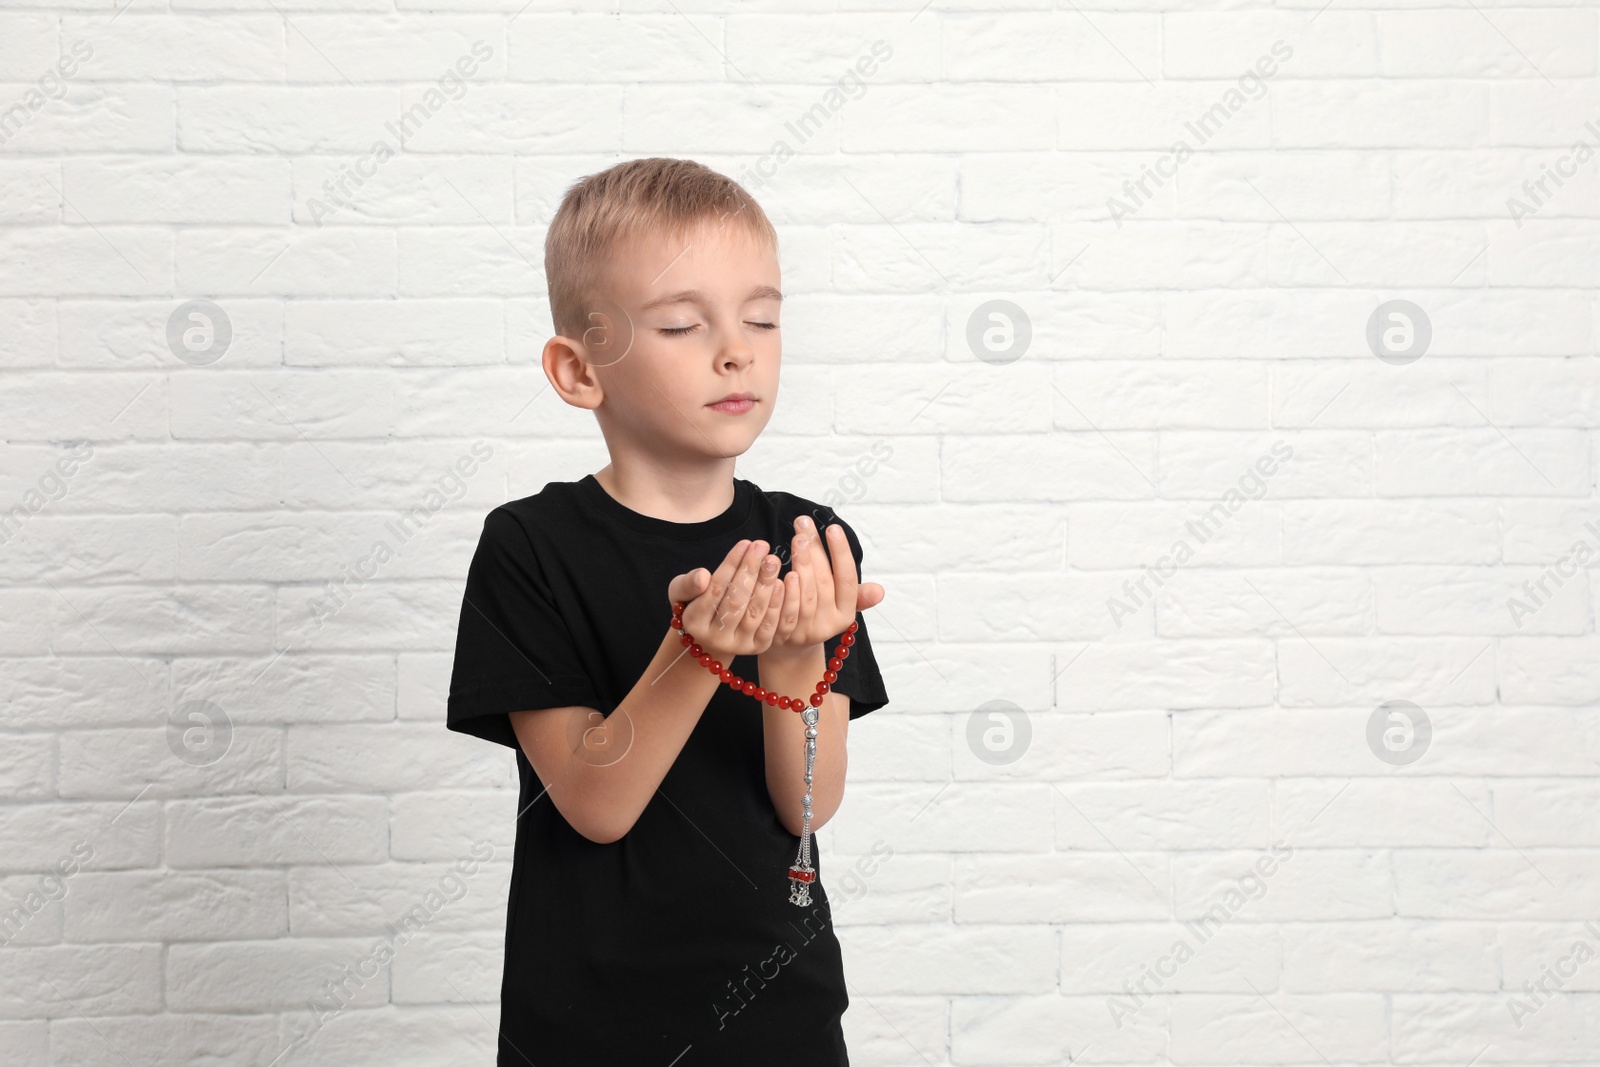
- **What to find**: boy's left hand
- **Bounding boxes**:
[767,516,885,659]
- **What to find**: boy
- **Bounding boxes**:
[445,157,890,1066]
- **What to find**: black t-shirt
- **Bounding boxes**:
[446,473,889,1066]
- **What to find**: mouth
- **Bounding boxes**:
[707,393,758,415]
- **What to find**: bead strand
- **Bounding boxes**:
[669,601,856,711]
[668,599,861,907]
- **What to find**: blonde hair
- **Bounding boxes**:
[543,157,780,340]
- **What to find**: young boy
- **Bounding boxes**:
[445,157,890,1066]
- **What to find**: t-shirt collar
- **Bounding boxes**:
[575,473,753,541]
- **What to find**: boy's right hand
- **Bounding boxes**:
[667,538,786,665]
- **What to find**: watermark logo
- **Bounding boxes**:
[734,40,893,194]
[829,838,894,907]
[768,441,894,572]
[1108,840,1293,1027]
[1506,519,1600,629]
[0,440,94,547]
[966,699,1032,765]
[298,840,497,1036]
[707,843,894,1033]
[1107,440,1293,628]
[1507,921,1600,1028]
[1366,699,1430,766]
[166,299,233,366]
[167,699,233,767]
[966,299,1031,365]
[304,40,494,226]
[1366,299,1431,366]
[0,39,94,148]
[0,841,94,947]
[818,439,894,512]
[711,893,839,1031]
[1506,118,1600,227]
[306,442,493,635]
[566,706,634,767]
[1106,40,1293,227]
[576,296,636,368]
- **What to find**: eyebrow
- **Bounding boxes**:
[639,285,783,312]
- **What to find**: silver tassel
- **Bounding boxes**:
[787,705,821,906]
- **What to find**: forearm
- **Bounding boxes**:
[542,625,722,842]
[758,642,848,836]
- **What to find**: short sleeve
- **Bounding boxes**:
[446,506,608,749]
[825,515,889,721]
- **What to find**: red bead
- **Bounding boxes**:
[674,630,868,708]
[847,621,858,632]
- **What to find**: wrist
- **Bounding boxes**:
[759,641,823,664]
[667,621,764,680]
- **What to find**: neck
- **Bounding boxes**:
[593,460,738,523]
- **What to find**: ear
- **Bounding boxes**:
[542,334,604,410]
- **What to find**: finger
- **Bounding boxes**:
[705,540,749,601]
[777,570,802,644]
[825,522,858,615]
[669,565,716,604]
[810,523,840,607]
[740,554,779,625]
[794,531,817,634]
[794,520,834,610]
[855,581,885,613]
[684,539,748,626]
[793,516,829,572]
[755,571,786,646]
[714,539,766,631]
[741,554,782,635]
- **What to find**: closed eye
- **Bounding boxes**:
[659,322,778,336]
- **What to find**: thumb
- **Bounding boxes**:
[855,582,885,613]
[669,567,710,604]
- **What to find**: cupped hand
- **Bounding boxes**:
[666,537,787,665]
[770,516,885,657]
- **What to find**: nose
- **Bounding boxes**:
[717,320,754,371]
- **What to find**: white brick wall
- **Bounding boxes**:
[1,3,1597,1065]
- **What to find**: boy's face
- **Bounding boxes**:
[577,217,781,464]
